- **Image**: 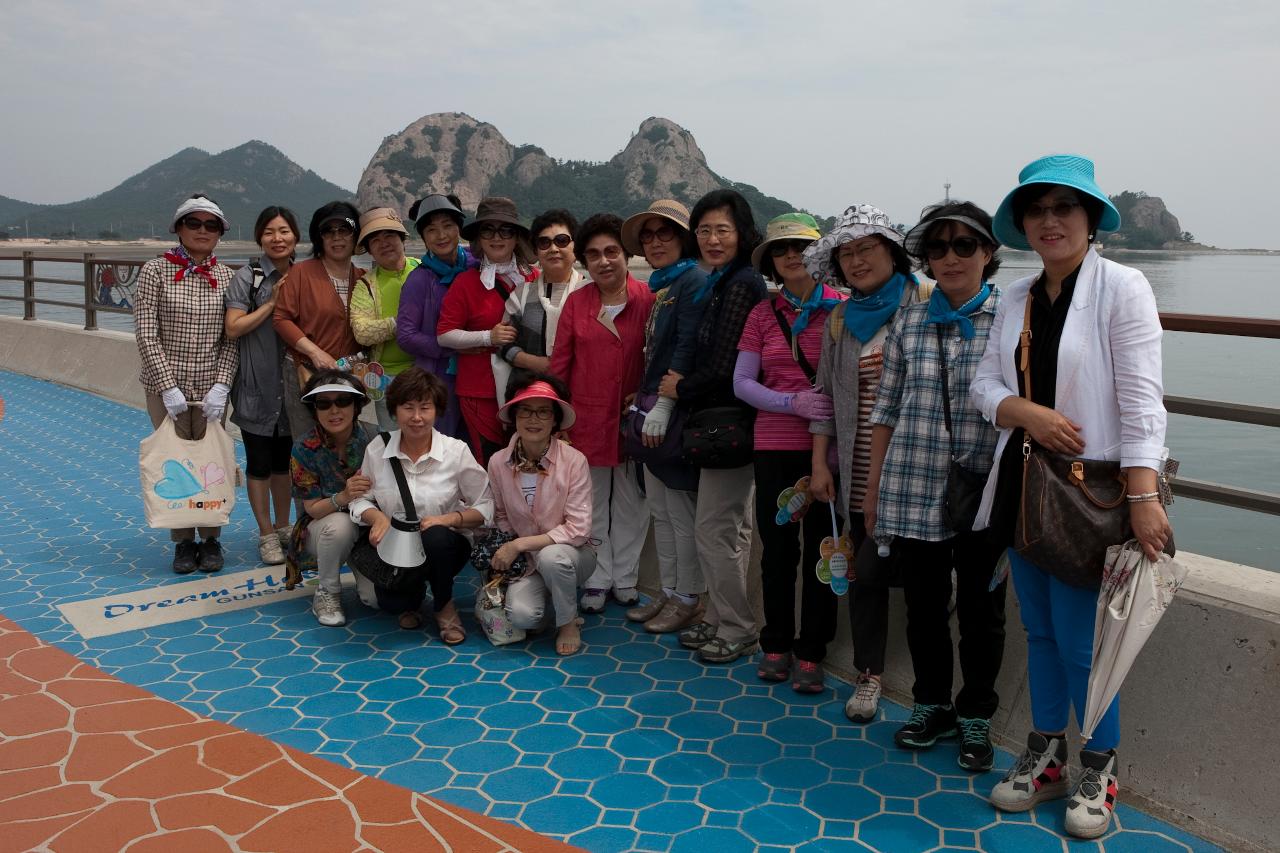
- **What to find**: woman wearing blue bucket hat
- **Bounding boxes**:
[972,155,1171,839]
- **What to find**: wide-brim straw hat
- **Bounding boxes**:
[992,154,1122,251]
[498,380,576,430]
[621,199,691,256]
[751,212,822,269]
[802,204,904,287]
[460,197,529,240]
[356,207,408,251]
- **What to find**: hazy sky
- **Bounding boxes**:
[3,1,1277,248]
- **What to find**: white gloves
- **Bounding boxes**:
[161,387,188,421]
[202,383,230,422]
[642,397,675,439]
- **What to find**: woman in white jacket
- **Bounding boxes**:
[971,155,1171,840]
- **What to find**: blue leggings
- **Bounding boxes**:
[1009,550,1120,751]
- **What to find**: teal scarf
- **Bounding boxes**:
[779,284,843,337]
[842,272,912,343]
[926,282,991,340]
[693,264,730,305]
[419,246,471,285]
[647,258,697,293]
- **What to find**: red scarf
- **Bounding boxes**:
[165,245,220,289]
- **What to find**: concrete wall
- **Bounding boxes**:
[3,315,1276,851]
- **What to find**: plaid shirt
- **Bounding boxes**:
[869,288,1002,541]
[135,255,238,396]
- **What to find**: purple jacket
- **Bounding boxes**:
[396,255,477,441]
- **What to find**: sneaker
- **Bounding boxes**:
[613,587,639,606]
[895,703,958,749]
[678,621,718,649]
[626,593,668,623]
[580,588,608,614]
[644,597,705,634]
[1064,749,1119,839]
[844,672,882,723]
[989,732,1070,812]
[172,540,198,574]
[258,533,285,565]
[197,538,224,572]
[311,589,346,627]
[757,652,792,682]
[792,659,825,694]
[957,716,995,772]
[276,524,292,548]
[697,635,759,664]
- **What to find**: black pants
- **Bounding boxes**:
[241,423,293,479]
[754,451,838,662]
[845,512,889,676]
[898,533,1008,719]
[375,525,472,614]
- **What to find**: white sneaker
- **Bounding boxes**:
[276,525,292,548]
[613,587,639,606]
[1064,749,1118,839]
[312,589,346,627]
[258,533,285,565]
[990,732,1069,812]
[580,589,608,614]
[844,672,881,723]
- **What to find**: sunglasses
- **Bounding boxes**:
[181,216,223,233]
[321,223,355,237]
[768,240,808,258]
[1023,200,1082,221]
[639,223,678,244]
[311,395,355,410]
[535,233,573,251]
[479,224,518,240]
[584,245,624,264]
[923,236,983,260]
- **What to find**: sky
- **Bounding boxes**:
[2,1,1277,249]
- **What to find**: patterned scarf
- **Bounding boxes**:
[420,246,472,285]
[842,272,912,343]
[164,244,219,289]
[926,282,992,340]
[509,438,551,475]
[779,284,843,337]
[647,258,697,293]
[480,257,525,291]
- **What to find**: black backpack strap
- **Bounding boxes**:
[934,327,956,458]
[771,303,817,383]
[379,432,419,523]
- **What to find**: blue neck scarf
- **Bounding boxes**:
[926,282,991,340]
[693,264,730,304]
[779,284,843,337]
[842,272,912,343]
[419,246,471,286]
[647,258,697,293]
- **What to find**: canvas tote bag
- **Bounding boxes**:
[140,418,238,529]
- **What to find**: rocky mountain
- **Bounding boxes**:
[1108,191,1186,248]
[358,113,808,226]
[2,142,353,240]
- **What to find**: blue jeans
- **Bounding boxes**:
[1009,550,1120,751]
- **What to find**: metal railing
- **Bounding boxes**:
[3,252,1278,514]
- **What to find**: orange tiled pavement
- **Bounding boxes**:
[0,614,580,853]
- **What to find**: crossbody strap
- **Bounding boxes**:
[379,432,419,523]
[933,326,956,460]
[771,304,817,383]
[1018,295,1034,460]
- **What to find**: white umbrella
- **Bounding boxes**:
[1081,540,1190,743]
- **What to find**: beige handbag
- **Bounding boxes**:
[139,418,238,529]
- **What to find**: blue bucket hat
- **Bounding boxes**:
[993,154,1122,250]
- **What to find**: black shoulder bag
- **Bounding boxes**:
[935,327,987,533]
[347,434,431,590]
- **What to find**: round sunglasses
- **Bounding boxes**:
[923,236,983,260]
[535,233,573,251]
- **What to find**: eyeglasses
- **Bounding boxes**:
[180,216,223,233]
[837,241,882,262]
[321,223,355,238]
[639,224,678,244]
[311,395,355,410]
[584,245,624,264]
[535,233,573,251]
[1023,200,1082,221]
[515,406,555,421]
[479,224,519,240]
[695,225,736,241]
[768,240,807,258]
[923,236,982,260]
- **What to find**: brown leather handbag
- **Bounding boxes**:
[1012,296,1131,588]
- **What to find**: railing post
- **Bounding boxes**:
[22,251,35,320]
[83,252,97,331]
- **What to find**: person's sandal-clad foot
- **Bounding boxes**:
[556,617,584,656]
[435,603,466,645]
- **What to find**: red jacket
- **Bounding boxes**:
[435,267,529,398]
[548,275,655,467]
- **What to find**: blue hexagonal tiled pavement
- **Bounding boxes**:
[0,370,1226,852]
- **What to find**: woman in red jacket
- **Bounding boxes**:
[549,214,656,613]
[435,197,536,463]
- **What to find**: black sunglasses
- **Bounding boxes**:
[181,216,223,233]
[321,223,355,237]
[639,223,678,244]
[479,224,518,240]
[535,233,573,251]
[311,395,356,410]
[923,236,982,260]
[768,240,808,258]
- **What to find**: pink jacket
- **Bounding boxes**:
[486,437,593,561]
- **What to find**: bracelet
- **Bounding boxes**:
[455,510,465,527]
[1126,492,1160,503]
[330,494,344,512]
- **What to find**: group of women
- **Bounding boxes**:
[133,152,1170,839]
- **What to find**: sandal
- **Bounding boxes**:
[435,606,467,646]
[556,618,584,656]
[398,610,423,630]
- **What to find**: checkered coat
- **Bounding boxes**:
[134,256,239,397]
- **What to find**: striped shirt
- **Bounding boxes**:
[849,347,884,512]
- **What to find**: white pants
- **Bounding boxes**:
[695,464,757,644]
[304,512,359,594]
[505,544,597,628]
[645,472,704,596]
[585,463,648,591]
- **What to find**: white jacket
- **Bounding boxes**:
[970,248,1167,529]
